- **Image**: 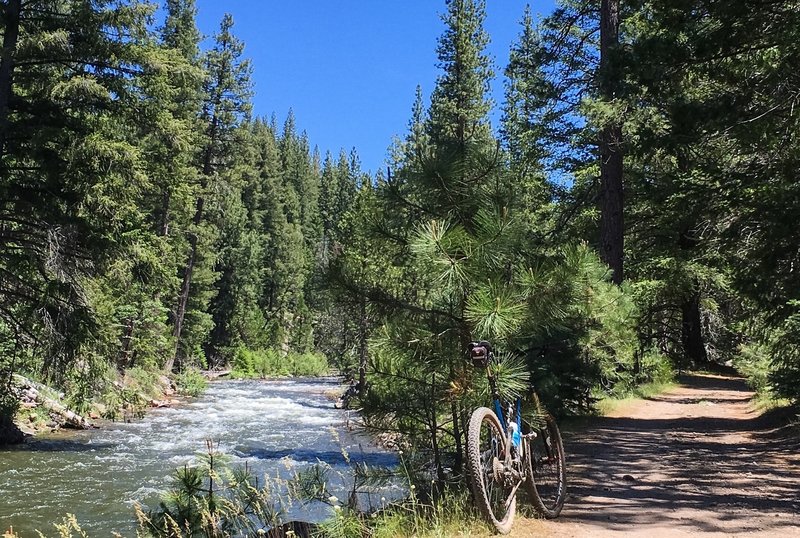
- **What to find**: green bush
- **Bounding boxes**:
[231,347,328,378]
[287,351,328,376]
[174,368,208,397]
[231,347,256,378]
[734,342,774,396]
[253,349,284,377]
[141,442,284,536]
[125,367,161,399]
[637,349,675,386]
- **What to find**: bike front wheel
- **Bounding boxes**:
[466,407,516,534]
[523,414,566,518]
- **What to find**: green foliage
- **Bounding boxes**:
[316,507,367,538]
[0,323,21,425]
[231,347,328,378]
[289,351,329,377]
[140,441,284,537]
[0,0,346,421]
[734,341,778,398]
[765,306,800,402]
[174,368,208,397]
[335,0,662,489]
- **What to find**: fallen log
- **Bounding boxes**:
[202,369,232,380]
[12,374,94,429]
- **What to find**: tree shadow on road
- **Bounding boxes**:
[555,374,800,535]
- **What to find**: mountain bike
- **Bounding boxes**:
[465,341,566,534]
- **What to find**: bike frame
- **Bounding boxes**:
[488,371,523,452]
[485,366,527,508]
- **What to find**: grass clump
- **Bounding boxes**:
[367,490,490,538]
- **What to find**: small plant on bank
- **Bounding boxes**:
[138,440,285,537]
[289,437,492,538]
[174,368,208,397]
[288,351,329,377]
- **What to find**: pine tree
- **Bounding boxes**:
[169,13,252,371]
[344,0,504,480]
[501,6,557,240]
[598,0,624,284]
[92,0,207,374]
[619,0,800,384]
[427,0,494,148]
[0,0,156,388]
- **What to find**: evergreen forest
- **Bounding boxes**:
[1,0,799,494]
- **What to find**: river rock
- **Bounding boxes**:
[0,414,25,445]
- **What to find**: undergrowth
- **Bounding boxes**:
[230,348,329,378]
[595,378,677,416]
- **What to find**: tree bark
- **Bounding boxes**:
[159,189,171,237]
[678,221,708,367]
[681,288,708,367]
[0,0,22,160]
[166,196,203,373]
[599,0,624,285]
[167,111,217,372]
[430,372,445,485]
[356,296,368,396]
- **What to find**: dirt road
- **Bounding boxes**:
[514,374,800,537]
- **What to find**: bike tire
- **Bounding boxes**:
[466,406,516,534]
[523,414,566,518]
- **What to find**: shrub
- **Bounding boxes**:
[125,367,162,399]
[140,441,284,537]
[637,349,675,386]
[174,368,208,397]
[231,347,328,378]
[287,351,329,377]
[231,347,256,378]
[252,348,283,377]
[733,342,773,396]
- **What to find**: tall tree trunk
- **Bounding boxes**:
[0,0,22,160]
[118,317,136,369]
[356,296,368,396]
[159,190,171,237]
[450,400,463,474]
[681,288,707,367]
[166,114,217,372]
[599,0,624,285]
[166,195,204,372]
[678,222,708,368]
[430,372,445,485]
[448,346,462,475]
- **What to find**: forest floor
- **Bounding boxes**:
[509,373,800,537]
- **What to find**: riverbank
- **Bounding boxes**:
[3,371,184,445]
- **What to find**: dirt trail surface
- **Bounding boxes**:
[513,374,800,537]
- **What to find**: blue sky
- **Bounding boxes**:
[193,1,557,174]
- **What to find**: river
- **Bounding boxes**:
[0,378,397,536]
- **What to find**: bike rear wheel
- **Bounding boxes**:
[523,414,566,518]
[466,407,516,534]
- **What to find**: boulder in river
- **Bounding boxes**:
[0,414,25,445]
